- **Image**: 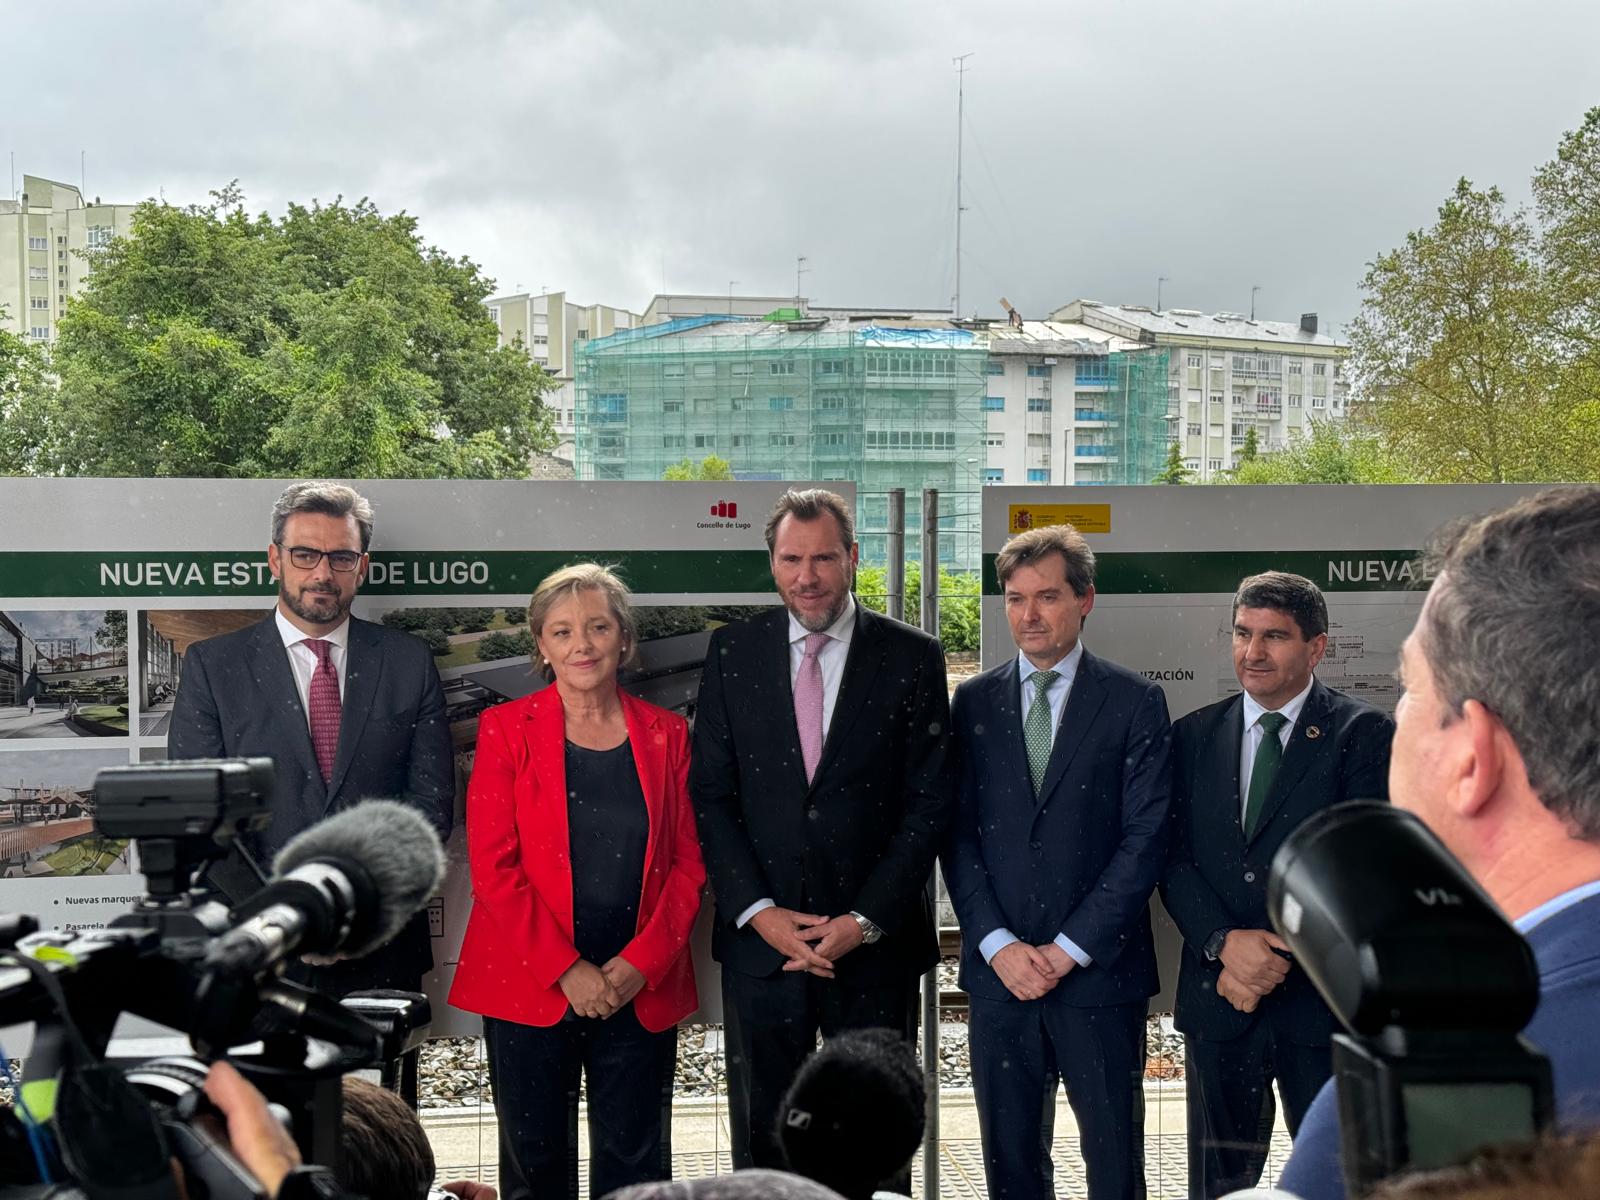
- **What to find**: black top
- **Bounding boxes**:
[565,739,648,966]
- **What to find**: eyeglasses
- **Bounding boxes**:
[279,544,363,572]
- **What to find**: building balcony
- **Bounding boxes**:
[1075,445,1116,459]
[1073,410,1114,424]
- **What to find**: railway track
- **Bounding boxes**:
[936,926,967,1017]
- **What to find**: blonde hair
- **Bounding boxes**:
[525,562,640,683]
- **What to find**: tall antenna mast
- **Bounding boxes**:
[796,254,809,302]
[952,53,973,317]
[1251,285,1261,321]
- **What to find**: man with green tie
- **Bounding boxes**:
[1160,572,1394,1199]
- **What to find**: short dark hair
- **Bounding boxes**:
[337,1076,435,1200]
[764,489,856,556]
[994,524,1095,597]
[777,1028,925,1200]
[271,482,375,552]
[1420,486,1600,839]
[1232,571,1328,640]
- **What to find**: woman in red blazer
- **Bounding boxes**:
[449,563,704,1200]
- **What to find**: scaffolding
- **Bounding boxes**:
[575,317,990,569]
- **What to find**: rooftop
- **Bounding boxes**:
[1051,299,1343,348]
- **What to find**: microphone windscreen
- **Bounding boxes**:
[272,799,446,957]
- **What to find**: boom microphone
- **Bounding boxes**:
[205,800,445,977]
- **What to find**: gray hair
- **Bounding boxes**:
[995,524,1095,597]
[1232,571,1328,640]
[271,482,375,552]
[1420,487,1600,839]
[764,489,856,556]
[526,562,640,684]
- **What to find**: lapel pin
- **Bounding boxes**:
[1306,726,1322,740]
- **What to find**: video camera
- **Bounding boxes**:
[0,759,445,1200]
[1268,801,1553,1196]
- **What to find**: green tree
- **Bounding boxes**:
[0,308,53,474]
[1151,440,1191,484]
[9,186,553,478]
[419,628,451,656]
[95,610,128,649]
[1228,419,1409,484]
[1236,426,1259,466]
[855,563,979,652]
[478,629,533,661]
[1348,178,1573,482]
[662,454,735,481]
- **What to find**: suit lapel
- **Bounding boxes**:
[1035,649,1108,809]
[527,690,571,877]
[811,604,884,789]
[1209,696,1246,837]
[1245,680,1330,848]
[992,659,1032,798]
[327,617,383,804]
[246,615,323,798]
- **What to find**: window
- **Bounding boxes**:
[984,432,1005,447]
[1288,394,1302,407]
[1312,362,1327,376]
[532,335,548,347]
[662,400,684,413]
[770,433,797,447]
[1185,459,1200,471]
[29,267,46,280]
[576,328,588,340]
[663,363,685,378]
[982,395,1005,412]
[58,250,65,260]
[487,306,500,324]
[693,363,716,378]
[817,395,847,411]
[731,396,750,411]
[730,435,749,447]
[1027,433,1049,447]
[818,360,844,375]
[1027,469,1049,483]
[1186,353,1202,369]
[30,326,49,340]
[986,360,1005,376]
[592,393,627,422]
[1187,422,1201,436]
[27,236,47,251]
[1312,394,1327,409]
[56,235,65,245]
[730,362,753,377]
[1074,359,1111,385]
[693,434,716,449]
[1208,458,1222,471]
[818,432,846,447]
[768,396,794,411]
[30,297,49,310]
[984,468,1005,484]
[865,430,956,450]
[1210,393,1223,405]
[1027,397,1051,412]
[87,226,115,248]
[1288,361,1303,376]
[693,398,715,414]
[596,433,624,452]
[1231,393,1244,406]
[769,361,795,375]
[662,435,686,449]
[1027,364,1053,378]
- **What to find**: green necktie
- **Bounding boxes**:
[1243,711,1290,837]
[1024,670,1060,795]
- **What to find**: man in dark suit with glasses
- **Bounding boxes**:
[168,480,454,993]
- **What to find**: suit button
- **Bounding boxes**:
[1244,870,1256,883]
[1030,841,1043,851]
[807,809,819,821]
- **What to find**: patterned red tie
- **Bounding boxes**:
[305,638,341,785]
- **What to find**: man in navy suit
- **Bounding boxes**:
[1280,488,1600,1200]
[942,523,1172,1200]
[168,481,454,993]
[1160,572,1392,1198]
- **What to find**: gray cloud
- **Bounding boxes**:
[9,0,1599,334]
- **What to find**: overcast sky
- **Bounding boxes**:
[6,0,1598,335]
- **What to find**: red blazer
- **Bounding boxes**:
[448,686,705,1031]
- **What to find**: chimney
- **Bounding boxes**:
[1300,313,1318,336]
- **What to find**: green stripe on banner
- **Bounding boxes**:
[0,550,776,598]
[981,550,1430,595]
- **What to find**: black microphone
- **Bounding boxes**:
[205,799,445,977]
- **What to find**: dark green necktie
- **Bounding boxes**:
[1024,670,1059,795]
[1243,711,1289,837]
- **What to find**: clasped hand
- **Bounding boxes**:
[559,956,646,1018]
[991,941,1077,1001]
[749,906,866,978]
[1214,928,1292,1012]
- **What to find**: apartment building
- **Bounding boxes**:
[0,175,136,344]
[1050,300,1350,481]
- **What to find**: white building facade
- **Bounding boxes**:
[0,175,136,344]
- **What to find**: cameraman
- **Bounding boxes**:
[1279,487,1600,1199]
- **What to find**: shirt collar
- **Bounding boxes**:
[1241,676,1314,731]
[1018,640,1084,688]
[787,594,857,647]
[1514,878,1600,934]
[275,606,351,652]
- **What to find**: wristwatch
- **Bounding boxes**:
[1203,927,1233,962]
[850,911,883,945]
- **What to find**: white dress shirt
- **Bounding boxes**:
[1238,678,1314,821]
[736,597,859,930]
[980,641,1094,970]
[275,608,350,732]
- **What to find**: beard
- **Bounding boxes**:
[281,581,350,627]
[784,577,853,633]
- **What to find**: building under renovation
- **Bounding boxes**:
[574,310,1171,569]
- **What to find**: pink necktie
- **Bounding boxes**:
[794,632,830,783]
[305,639,341,785]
